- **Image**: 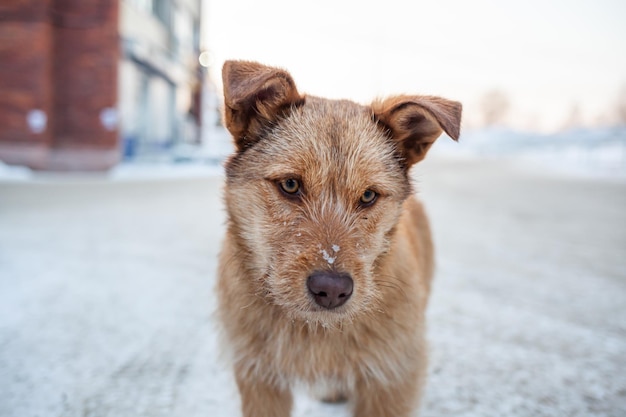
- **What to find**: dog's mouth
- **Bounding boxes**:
[264,259,377,324]
[298,302,357,328]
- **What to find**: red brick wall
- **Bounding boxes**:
[0,0,120,171]
[52,0,119,150]
[0,0,54,167]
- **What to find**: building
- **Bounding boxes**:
[0,0,203,171]
[118,0,203,160]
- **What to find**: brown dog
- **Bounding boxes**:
[217,60,461,417]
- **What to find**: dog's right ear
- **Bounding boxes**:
[222,60,304,151]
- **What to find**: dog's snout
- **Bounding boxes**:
[307,271,353,309]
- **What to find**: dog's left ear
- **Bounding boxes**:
[222,60,304,151]
[371,95,462,167]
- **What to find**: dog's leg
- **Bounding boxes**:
[354,368,422,417]
[235,370,293,417]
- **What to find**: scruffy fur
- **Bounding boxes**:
[217,61,462,417]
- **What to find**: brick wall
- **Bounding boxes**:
[0,0,120,171]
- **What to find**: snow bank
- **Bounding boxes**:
[433,126,626,180]
[0,160,32,181]
[108,162,224,181]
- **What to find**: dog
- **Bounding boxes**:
[217,60,461,417]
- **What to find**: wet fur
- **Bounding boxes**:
[217,61,462,417]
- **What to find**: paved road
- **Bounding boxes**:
[0,157,624,417]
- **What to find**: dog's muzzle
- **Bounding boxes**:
[307,271,353,309]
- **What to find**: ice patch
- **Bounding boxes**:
[332,244,340,252]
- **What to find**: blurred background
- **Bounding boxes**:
[1,1,625,417]
[0,0,625,174]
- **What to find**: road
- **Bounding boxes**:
[1,156,625,417]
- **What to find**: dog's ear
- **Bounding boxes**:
[222,60,304,150]
[371,95,462,167]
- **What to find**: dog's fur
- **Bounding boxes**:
[217,61,462,417]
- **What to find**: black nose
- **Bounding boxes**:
[307,271,353,309]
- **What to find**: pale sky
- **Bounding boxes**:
[203,0,626,132]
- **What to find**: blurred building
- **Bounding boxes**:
[0,0,203,171]
[119,0,203,161]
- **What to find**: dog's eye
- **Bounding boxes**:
[279,178,300,194]
[360,189,377,206]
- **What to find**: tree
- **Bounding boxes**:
[480,89,510,127]
[616,84,626,124]
[562,103,582,130]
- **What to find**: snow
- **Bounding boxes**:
[320,249,336,265]
[0,160,32,181]
[108,162,224,180]
[432,126,626,181]
[319,244,341,265]
[1,132,626,416]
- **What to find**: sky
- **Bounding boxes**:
[203,0,626,132]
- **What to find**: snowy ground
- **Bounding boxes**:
[1,154,625,417]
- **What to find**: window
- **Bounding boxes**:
[153,0,170,28]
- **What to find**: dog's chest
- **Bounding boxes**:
[250,319,412,387]
[268,325,357,379]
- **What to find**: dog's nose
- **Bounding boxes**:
[307,271,353,309]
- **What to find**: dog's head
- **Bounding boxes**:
[222,60,461,325]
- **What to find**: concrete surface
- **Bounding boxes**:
[0,156,624,417]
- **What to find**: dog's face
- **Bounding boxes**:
[222,61,461,325]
